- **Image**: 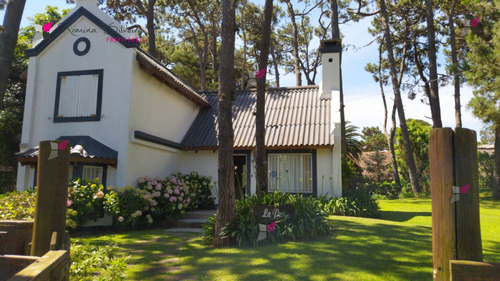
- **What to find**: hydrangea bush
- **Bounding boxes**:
[1,172,215,230]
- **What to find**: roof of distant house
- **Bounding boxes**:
[181,86,333,150]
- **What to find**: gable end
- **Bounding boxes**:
[25,6,139,57]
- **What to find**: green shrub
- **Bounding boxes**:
[0,189,36,220]
[479,152,494,190]
[203,192,330,248]
[70,239,129,281]
[320,189,380,218]
[67,178,107,228]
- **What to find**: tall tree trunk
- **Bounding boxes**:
[493,126,500,200]
[271,42,280,87]
[211,17,219,85]
[146,0,157,58]
[241,30,247,89]
[329,0,347,174]
[284,0,302,86]
[214,0,237,248]
[389,103,401,190]
[201,32,209,91]
[449,0,462,128]
[329,0,340,39]
[378,47,401,189]
[255,0,273,195]
[424,0,442,128]
[379,0,421,193]
[0,0,26,107]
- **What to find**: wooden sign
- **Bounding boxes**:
[252,205,294,223]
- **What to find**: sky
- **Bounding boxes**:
[0,0,485,136]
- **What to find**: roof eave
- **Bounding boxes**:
[136,52,210,108]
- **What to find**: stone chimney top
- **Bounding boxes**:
[76,0,98,8]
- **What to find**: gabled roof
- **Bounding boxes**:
[16,136,118,166]
[25,6,139,57]
[136,49,210,108]
[181,86,333,150]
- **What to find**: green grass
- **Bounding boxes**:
[74,191,500,280]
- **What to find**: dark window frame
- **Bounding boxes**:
[54,69,103,123]
[266,149,317,195]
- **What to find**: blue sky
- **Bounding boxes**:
[1,0,485,136]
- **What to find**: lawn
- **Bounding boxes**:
[74,191,500,281]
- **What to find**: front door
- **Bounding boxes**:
[234,154,248,200]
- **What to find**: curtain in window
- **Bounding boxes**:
[59,74,99,117]
[268,153,312,193]
[82,166,103,182]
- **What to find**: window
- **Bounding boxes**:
[54,69,103,122]
[82,166,103,182]
[268,153,313,193]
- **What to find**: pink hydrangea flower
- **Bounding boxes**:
[156,183,162,190]
[147,184,153,190]
[174,188,180,195]
[145,176,152,182]
[169,196,177,202]
[155,176,162,181]
[138,177,145,184]
[67,199,72,207]
[170,177,177,184]
[179,197,183,201]
[180,192,184,197]
[187,198,191,203]
[151,200,158,206]
[164,193,170,198]
[152,180,158,185]
[167,189,173,194]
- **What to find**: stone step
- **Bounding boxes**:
[182,210,216,220]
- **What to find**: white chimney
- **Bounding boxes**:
[319,39,342,101]
[76,0,98,8]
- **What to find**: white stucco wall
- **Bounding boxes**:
[16,15,135,190]
[124,52,201,186]
[179,150,219,201]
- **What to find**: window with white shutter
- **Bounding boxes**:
[54,69,103,122]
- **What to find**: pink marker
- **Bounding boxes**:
[470,17,480,27]
[42,22,53,32]
[59,140,69,150]
[267,221,276,232]
[256,68,266,78]
[460,184,470,194]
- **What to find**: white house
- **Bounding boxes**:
[16,0,343,198]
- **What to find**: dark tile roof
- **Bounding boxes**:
[16,136,118,165]
[181,86,333,150]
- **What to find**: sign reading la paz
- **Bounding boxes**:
[252,205,295,223]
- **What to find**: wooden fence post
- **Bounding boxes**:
[30,140,70,257]
[429,128,456,281]
[454,128,483,261]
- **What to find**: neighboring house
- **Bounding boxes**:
[15,0,343,198]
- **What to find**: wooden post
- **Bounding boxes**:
[30,141,70,257]
[454,128,483,261]
[450,260,500,281]
[429,128,456,281]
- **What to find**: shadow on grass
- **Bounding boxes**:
[79,219,433,281]
[379,211,431,222]
[172,220,433,281]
